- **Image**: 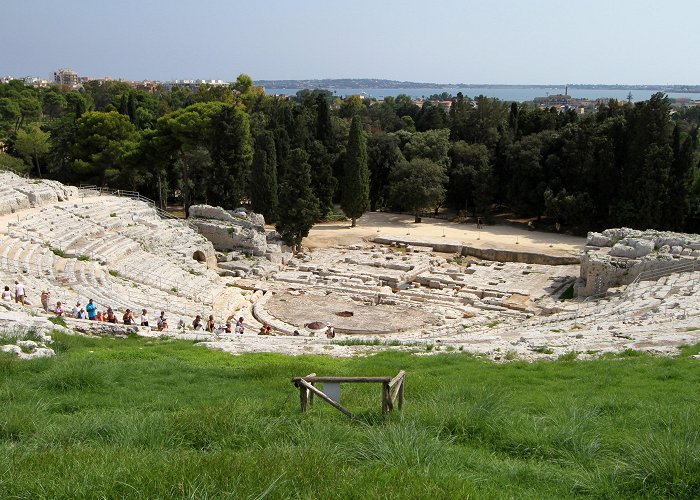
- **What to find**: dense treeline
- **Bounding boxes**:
[1,76,700,245]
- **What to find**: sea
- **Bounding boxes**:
[267,87,700,103]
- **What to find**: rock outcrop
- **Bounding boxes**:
[189,205,269,256]
[579,228,700,296]
[0,171,77,216]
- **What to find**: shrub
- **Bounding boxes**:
[50,246,66,258]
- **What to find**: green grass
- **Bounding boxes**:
[1,333,699,498]
[48,316,67,327]
[77,255,90,261]
[532,346,554,354]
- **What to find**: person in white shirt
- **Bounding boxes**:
[140,309,149,327]
[2,286,12,301]
[72,302,81,319]
[14,280,25,305]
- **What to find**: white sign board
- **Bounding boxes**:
[325,382,341,403]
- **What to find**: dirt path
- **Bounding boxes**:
[301,212,585,255]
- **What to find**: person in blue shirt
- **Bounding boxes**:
[85,299,98,321]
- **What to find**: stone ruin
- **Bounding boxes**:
[0,172,77,216]
[578,227,700,295]
[188,204,292,278]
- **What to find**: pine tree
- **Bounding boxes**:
[275,148,320,252]
[250,131,279,222]
[340,115,369,227]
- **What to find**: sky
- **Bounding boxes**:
[2,0,699,85]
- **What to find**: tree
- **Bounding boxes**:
[402,128,451,167]
[662,125,694,230]
[315,92,333,146]
[234,74,253,94]
[0,153,28,173]
[340,115,369,226]
[70,111,139,186]
[338,95,365,119]
[208,105,253,208]
[307,139,337,216]
[156,101,225,214]
[447,141,493,216]
[14,125,50,177]
[250,130,279,222]
[275,148,320,252]
[368,133,402,210]
[389,158,448,222]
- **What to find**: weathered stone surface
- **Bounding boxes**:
[587,232,612,247]
[578,228,700,296]
[190,204,267,255]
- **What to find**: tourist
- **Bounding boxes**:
[106,307,118,323]
[293,329,300,336]
[72,301,81,318]
[527,221,535,231]
[224,321,232,333]
[86,299,98,321]
[206,315,215,333]
[555,221,561,233]
[140,309,149,327]
[192,315,203,330]
[258,323,272,335]
[40,290,50,312]
[78,308,87,320]
[477,216,483,229]
[96,310,103,322]
[235,317,245,334]
[325,324,335,339]
[157,312,168,331]
[2,286,11,302]
[14,280,25,305]
[123,308,134,325]
[55,301,63,316]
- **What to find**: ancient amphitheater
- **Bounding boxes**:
[1,171,699,361]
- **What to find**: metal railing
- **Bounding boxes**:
[630,259,698,286]
[77,185,197,229]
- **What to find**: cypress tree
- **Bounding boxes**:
[275,148,320,252]
[250,131,279,222]
[127,93,139,127]
[341,114,369,227]
[308,139,337,216]
[209,105,253,208]
[315,93,332,146]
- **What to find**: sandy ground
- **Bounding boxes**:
[300,212,585,255]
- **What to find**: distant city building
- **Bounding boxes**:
[53,68,79,87]
[23,76,50,88]
[163,79,229,91]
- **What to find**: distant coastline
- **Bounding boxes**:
[255,79,700,94]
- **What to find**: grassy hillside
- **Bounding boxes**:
[1,333,699,499]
